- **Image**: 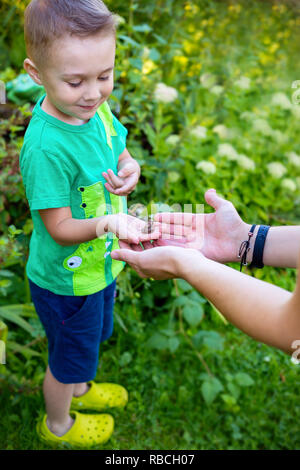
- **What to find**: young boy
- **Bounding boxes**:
[20,0,158,448]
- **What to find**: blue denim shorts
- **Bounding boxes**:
[28,278,116,384]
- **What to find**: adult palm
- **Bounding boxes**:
[154,189,247,263]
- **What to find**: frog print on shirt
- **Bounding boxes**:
[63,181,126,295]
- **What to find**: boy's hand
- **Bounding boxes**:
[102,148,140,196]
[102,161,140,196]
[97,213,160,245]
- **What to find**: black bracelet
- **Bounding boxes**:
[249,225,270,268]
[238,224,256,272]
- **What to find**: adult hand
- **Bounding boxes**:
[154,188,250,263]
[111,242,202,280]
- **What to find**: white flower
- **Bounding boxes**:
[213,124,229,139]
[281,178,297,192]
[263,356,271,362]
[240,111,256,121]
[190,125,207,139]
[210,85,224,95]
[291,105,300,119]
[252,119,273,136]
[200,73,217,89]
[291,356,300,365]
[154,83,178,103]
[237,154,256,171]
[286,151,300,167]
[142,47,150,59]
[168,171,180,183]
[272,129,288,144]
[113,14,125,26]
[166,134,180,146]
[218,143,238,161]
[271,92,292,110]
[234,76,251,90]
[267,162,287,179]
[196,161,216,174]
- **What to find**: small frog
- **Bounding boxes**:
[128,203,155,234]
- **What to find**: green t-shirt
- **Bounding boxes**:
[20,95,127,296]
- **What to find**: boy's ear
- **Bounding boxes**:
[23,58,43,86]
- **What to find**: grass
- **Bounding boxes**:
[1,312,299,450]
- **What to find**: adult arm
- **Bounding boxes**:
[155,189,300,268]
[111,244,300,354]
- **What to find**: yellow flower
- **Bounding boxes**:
[183,40,198,55]
[184,3,199,15]
[263,37,271,45]
[142,60,157,75]
[173,56,189,67]
[187,63,202,77]
[187,24,196,33]
[179,84,187,92]
[228,4,241,14]
[258,52,272,65]
[269,43,279,54]
[194,31,204,41]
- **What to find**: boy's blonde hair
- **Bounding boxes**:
[24,0,115,67]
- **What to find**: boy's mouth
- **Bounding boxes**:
[78,103,99,111]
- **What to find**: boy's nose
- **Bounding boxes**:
[84,87,102,103]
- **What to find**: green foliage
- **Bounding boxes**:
[0,0,300,450]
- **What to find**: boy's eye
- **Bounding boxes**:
[68,82,82,88]
[99,76,109,81]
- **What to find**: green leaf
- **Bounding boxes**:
[208,301,228,325]
[0,305,35,335]
[133,24,152,33]
[176,279,193,293]
[227,382,241,399]
[146,332,169,350]
[118,35,140,48]
[201,377,223,405]
[193,330,224,350]
[234,372,255,387]
[7,341,41,358]
[182,301,204,327]
[120,351,132,367]
[149,48,161,61]
[168,336,180,353]
[221,394,237,406]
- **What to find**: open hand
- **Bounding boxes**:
[111,241,201,280]
[154,189,249,263]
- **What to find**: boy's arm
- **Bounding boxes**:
[102,148,140,196]
[38,206,159,247]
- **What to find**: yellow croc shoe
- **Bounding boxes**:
[36,411,114,448]
[71,381,128,412]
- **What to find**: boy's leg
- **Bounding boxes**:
[73,382,89,397]
[43,366,74,437]
[72,282,115,400]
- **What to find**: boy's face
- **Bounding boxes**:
[37,32,116,125]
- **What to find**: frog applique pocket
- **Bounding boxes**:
[63,182,126,295]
